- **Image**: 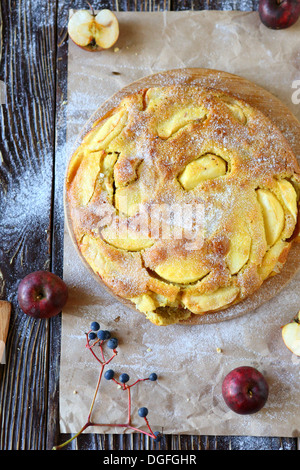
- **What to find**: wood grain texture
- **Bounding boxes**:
[172,0,259,10]
[0,0,57,450]
[0,0,297,451]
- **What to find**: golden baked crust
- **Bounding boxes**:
[65,85,300,326]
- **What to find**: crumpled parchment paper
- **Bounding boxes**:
[59,11,300,437]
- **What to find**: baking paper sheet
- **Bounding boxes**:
[60,11,300,437]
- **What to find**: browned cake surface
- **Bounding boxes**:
[65,85,300,325]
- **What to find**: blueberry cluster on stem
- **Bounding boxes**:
[52,321,162,450]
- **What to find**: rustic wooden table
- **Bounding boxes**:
[0,0,298,451]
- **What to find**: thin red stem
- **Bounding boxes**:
[99,341,105,362]
[85,333,103,364]
[144,417,155,438]
[127,385,131,425]
[87,363,105,421]
[128,378,148,388]
[52,422,91,450]
[54,331,158,450]
[89,421,156,439]
[105,350,118,365]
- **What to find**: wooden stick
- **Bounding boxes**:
[0,301,11,363]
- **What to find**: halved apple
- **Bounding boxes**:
[68,9,119,51]
[282,311,300,357]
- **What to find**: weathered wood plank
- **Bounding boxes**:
[171,0,259,10]
[0,0,58,450]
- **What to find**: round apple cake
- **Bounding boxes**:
[65,85,300,326]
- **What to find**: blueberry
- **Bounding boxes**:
[88,332,97,340]
[119,373,130,383]
[148,373,157,381]
[97,330,111,341]
[153,431,162,442]
[138,407,148,418]
[107,337,118,349]
[90,321,100,331]
[104,369,115,380]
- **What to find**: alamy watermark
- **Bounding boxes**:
[292,80,300,105]
[93,199,206,251]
